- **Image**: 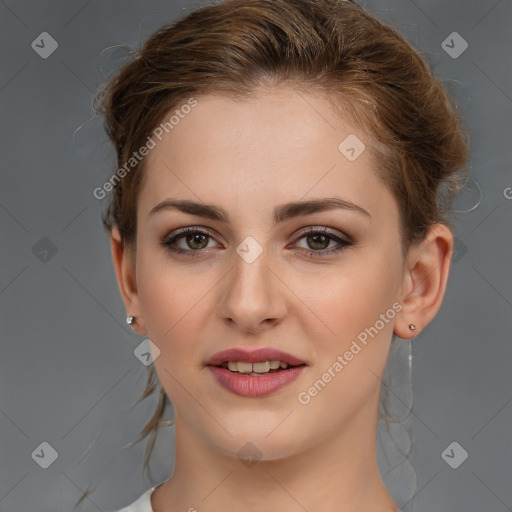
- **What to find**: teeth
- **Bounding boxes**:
[222,360,290,373]
[227,361,238,372]
[237,362,253,373]
[252,361,270,372]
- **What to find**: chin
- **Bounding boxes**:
[202,418,308,463]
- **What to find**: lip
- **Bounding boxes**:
[205,347,306,367]
[205,347,307,398]
[207,365,306,397]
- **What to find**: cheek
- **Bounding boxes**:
[297,249,402,348]
[136,263,209,410]
[296,249,402,404]
[135,248,221,379]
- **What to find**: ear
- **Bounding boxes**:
[394,223,454,339]
[110,226,148,336]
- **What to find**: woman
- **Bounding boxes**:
[95,0,469,510]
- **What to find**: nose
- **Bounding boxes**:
[219,244,287,334]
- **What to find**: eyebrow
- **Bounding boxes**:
[149,197,371,223]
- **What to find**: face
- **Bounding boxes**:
[126,85,407,460]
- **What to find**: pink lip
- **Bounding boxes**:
[205,347,306,367]
[205,347,307,398]
[207,365,306,397]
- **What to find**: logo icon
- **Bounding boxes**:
[237,442,263,468]
[32,237,58,263]
[31,441,58,469]
[338,134,366,161]
[236,236,263,263]
[441,441,468,469]
[31,32,59,59]
[441,32,468,59]
[134,338,161,366]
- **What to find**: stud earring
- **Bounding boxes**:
[409,323,416,332]
[126,315,136,326]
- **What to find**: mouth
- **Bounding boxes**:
[205,348,307,397]
[205,347,307,368]
[213,359,305,376]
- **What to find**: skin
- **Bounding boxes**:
[110,85,453,512]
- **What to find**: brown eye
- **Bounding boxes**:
[161,227,219,256]
[292,228,353,258]
[304,233,331,250]
[184,233,209,250]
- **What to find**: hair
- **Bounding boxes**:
[77,0,470,507]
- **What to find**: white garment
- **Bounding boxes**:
[114,485,159,512]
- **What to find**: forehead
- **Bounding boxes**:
[138,86,397,225]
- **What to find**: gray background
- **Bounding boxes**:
[1,0,511,511]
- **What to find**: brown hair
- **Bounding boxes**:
[81,0,470,502]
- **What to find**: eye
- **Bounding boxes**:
[291,227,353,258]
[161,227,220,257]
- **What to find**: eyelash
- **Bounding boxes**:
[160,226,353,259]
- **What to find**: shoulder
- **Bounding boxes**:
[111,485,158,512]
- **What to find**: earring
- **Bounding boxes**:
[409,323,416,333]
[126,315,136,326]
